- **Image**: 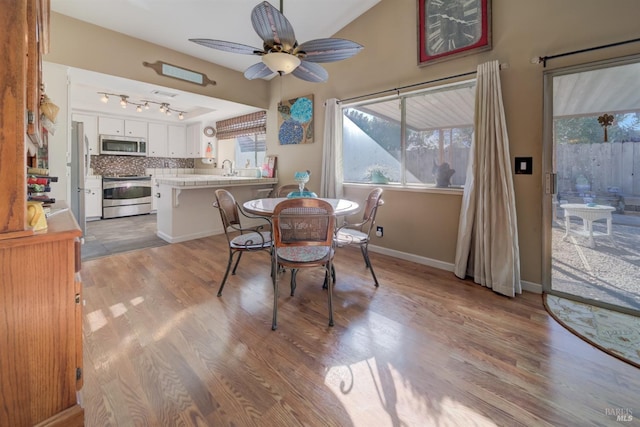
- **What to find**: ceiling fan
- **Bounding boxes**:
[189,1,363,83]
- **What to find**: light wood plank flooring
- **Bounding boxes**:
[79,235,640,426]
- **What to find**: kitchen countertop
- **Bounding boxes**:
[155,174,277,187]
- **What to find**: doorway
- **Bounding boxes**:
[543,56,640,315]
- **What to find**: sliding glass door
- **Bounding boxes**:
[543,56,640,315]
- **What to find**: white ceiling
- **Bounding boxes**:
[50,0,380,123]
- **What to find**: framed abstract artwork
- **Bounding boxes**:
[417,0,491,66]
[278,94,314,145]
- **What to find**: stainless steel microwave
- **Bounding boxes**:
[99,135,147,156]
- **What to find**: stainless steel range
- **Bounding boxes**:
[102,175,152,219]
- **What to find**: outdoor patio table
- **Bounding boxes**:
[560,203,615,248]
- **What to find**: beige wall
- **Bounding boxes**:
[46,0,640,286]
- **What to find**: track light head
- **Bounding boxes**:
[98,93,185,119]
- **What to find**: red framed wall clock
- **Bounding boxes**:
[418,0,492,66]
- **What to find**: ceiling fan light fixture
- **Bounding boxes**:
[262,52,300,74]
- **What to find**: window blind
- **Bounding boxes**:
[216,110,266,140]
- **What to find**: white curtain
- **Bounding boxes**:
[320,98,343,198]
[454,60,522,297]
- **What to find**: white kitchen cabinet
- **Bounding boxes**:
[98,117,123,135]
[125,119,148,138]
[148,122,168,157]
[186,123,202,158]
[98,117,148,139]
[85,176,102,220]
[72,113,99,155]
[186,122,216,159]
[151,177,160,212]
[168,124,187,158]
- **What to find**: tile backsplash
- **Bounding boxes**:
[90,155,194,177]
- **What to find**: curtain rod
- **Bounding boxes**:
[535,37,640,67]
[338,70,477,104]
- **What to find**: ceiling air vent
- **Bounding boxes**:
[151,89,178,98]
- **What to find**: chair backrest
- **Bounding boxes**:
[274,184,309,198]
[214,189,241,229]
[363,188,384,223]
[272,198,336,248]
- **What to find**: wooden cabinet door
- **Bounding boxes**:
[0,226,83,426]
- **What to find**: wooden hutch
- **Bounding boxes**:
[0,1,84,425]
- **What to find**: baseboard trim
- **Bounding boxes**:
[157,227,223,244]
[367,244,543,294]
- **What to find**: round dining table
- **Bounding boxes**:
[243,197,360,216]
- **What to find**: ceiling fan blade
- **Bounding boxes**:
[251,1,297,51]
[244,62,274,80]
[295,38,364,63]
[189,38,263,55]
[291,61,328,83]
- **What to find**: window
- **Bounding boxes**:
[216,111,267,169]
[217,134,267,169]
[235,134,267,168]
[341,80,475,188]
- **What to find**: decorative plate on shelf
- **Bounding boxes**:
[203,126,216,137]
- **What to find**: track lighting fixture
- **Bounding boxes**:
[97,92,186,120]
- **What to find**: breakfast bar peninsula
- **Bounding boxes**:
[155,175,277,243]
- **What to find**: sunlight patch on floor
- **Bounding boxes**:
[325,358,498,426]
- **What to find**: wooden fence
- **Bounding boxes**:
[556,142,640,209]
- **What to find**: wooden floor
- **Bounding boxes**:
[79,235,640,426]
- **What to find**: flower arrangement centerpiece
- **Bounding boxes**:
[287,170,317,198]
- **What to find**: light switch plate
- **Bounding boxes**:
[514,157,533,174]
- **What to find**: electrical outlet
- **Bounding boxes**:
[376,226,383,237]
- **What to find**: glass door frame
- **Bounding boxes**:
[542,54,640,316]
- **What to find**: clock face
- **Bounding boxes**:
[426,0,481,55]
[419,0,490,65]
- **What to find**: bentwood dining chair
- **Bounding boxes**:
[213,189,272,297]
[271,198,336,330]
[274,184,309,197]
[334,188,384,287]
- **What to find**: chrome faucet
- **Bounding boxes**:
[221,159,233,176]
